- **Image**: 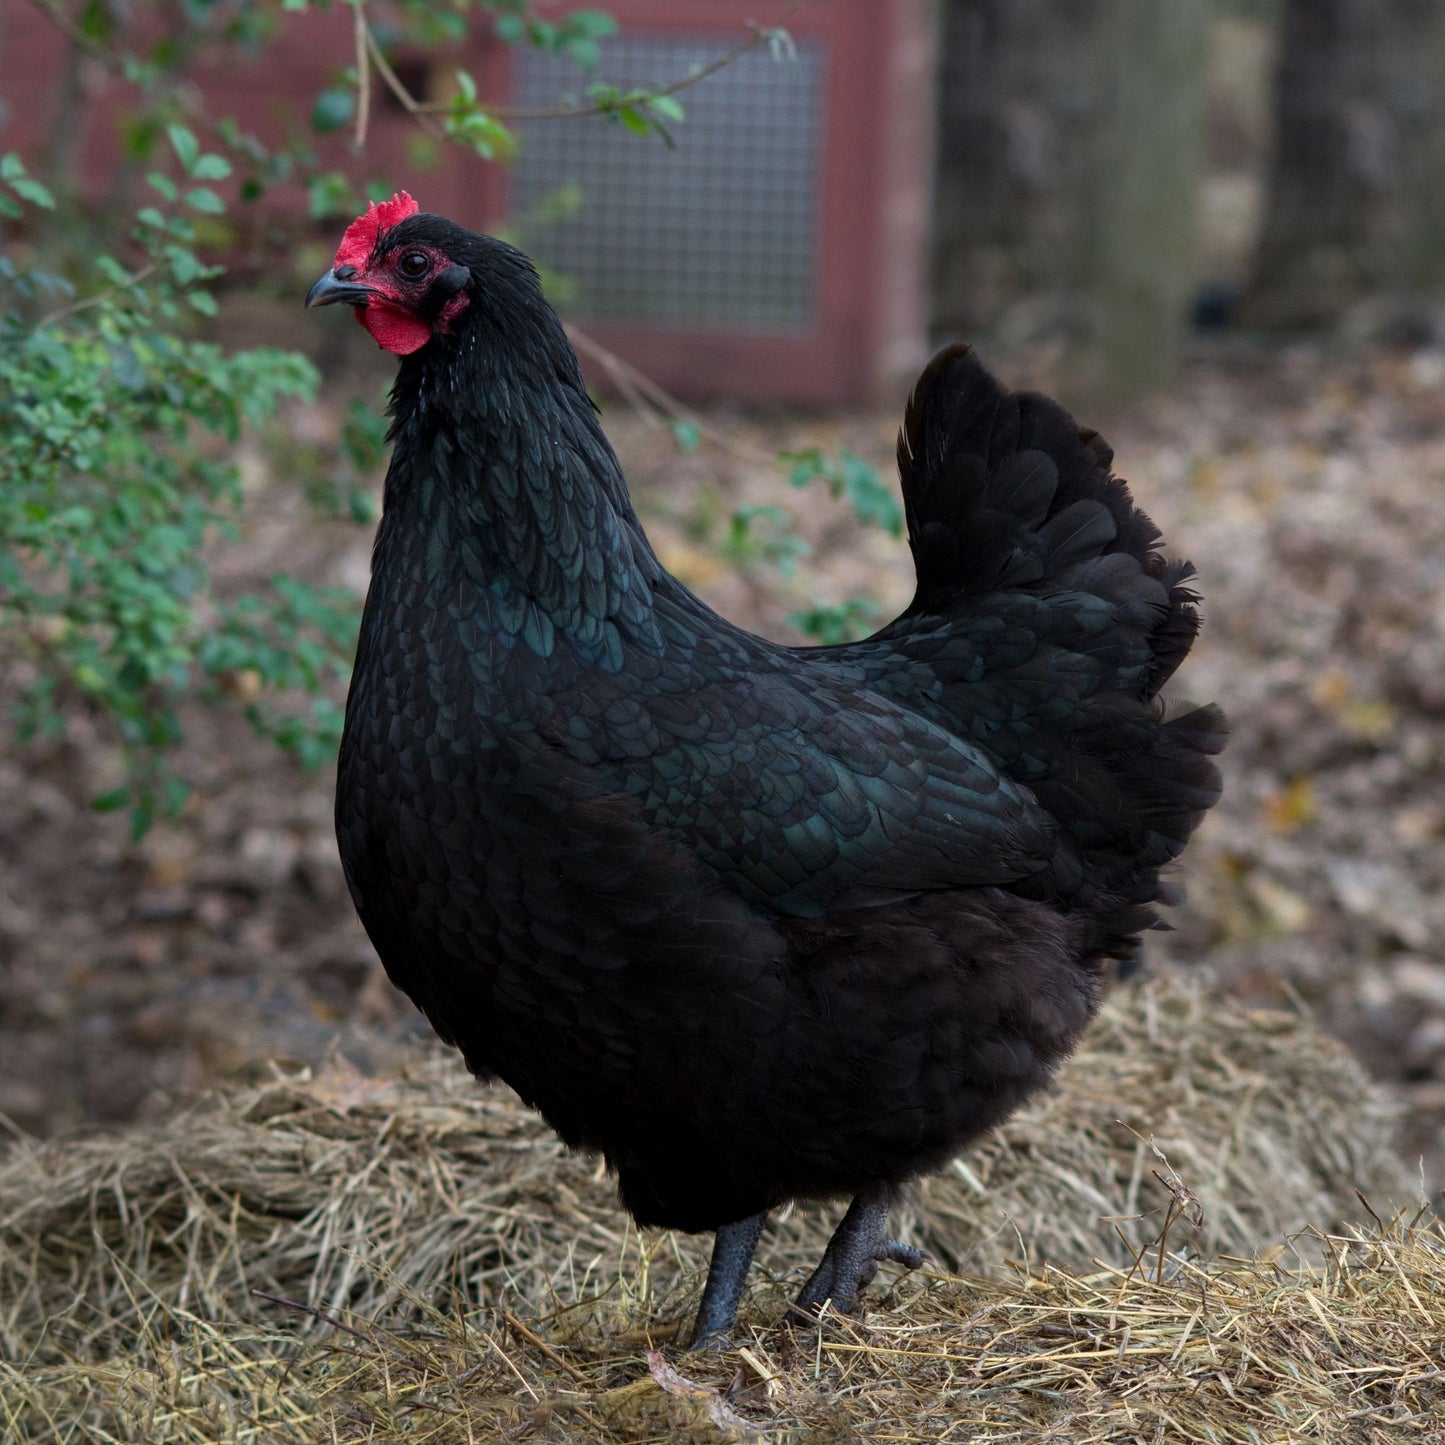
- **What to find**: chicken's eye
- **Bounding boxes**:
[398,251,430,279]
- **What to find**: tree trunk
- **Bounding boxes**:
[932,0,1208,402]
[1068,0,1208,402]
[1250,0,1445,329]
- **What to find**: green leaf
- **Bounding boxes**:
[780,448,902,536]
[191,153,233,181]
[184,187,226,214]
[147,171,179,202]
[788,596,882,645]
[187,290,219,316]
[559,13,616,71]
[568,10,618,39]
[167,123,200,174]
[671,419,701,453]
[307,172,359,219]
[442,109,517,160]
[648,95,685,123]
[163,243,205,284]
[11,176,57,209]
[727,504,811,576]
[617,104,651,137]
[92,787,131,813]
[838,451,903,535]
[311,86,356,134]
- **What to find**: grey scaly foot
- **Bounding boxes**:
[791,1184,929,1322]
[688,1211,768,1350]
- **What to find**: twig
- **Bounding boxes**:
[251,1287,372,1342]
[1153,1185,1184,1285]
[27,0,272,172]
[353,0,372,150]
[34,262,160,330]
[38,0,793,463]
[413,3,804,120]
[569,325,659,423]
[1355,1190,1386,1235]
[362,18,442,139]
[479,1329,543,1398]
[27,0,94,52]
[564,324,772,463]
[502,1309,589,1384]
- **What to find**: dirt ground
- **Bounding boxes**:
[3,336,1443,1193]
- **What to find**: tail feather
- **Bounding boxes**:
[873,344,1225,959]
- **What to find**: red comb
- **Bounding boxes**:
[334,191,420,270]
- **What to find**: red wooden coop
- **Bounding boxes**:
[1,1,935,404]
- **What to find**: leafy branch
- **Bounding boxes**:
[4,0,893,832]
[32,261,159,330]
[350,0,801,153]
[423,9,800,120]
[2,132,337,837]
[781,448,905,538]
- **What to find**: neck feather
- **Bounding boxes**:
[375,304,664,669]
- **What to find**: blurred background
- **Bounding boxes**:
[2,0,1444,1187]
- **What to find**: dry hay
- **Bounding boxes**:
[2,972,1435,1443]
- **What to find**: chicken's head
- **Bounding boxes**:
[305,192,474,355]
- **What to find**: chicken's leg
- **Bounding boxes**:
[791,1184,929,1321]
[688,1211,767,1349]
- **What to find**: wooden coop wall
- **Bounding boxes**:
[0,1,934,405]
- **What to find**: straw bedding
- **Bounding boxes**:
[2,973,1436,1443]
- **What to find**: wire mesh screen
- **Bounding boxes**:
[512,33,826,332]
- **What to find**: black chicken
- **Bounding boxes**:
[307,194,1224,1347]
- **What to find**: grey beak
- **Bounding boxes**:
[305,269,378,309]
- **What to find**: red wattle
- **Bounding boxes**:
[353,302,433,356]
